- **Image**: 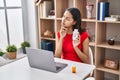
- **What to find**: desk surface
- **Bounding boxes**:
[0,57,95,80]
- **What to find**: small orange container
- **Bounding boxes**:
[72,66,76,73]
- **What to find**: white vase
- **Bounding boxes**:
[86,4,94,19]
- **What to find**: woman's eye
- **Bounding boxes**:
[66,18,70,21]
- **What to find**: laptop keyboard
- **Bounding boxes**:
[56,62,62,70]
[55,62,68,71]
[56,66,61,70]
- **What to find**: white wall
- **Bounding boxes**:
[25,0,38,48]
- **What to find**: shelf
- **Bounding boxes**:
[97,42,120,50]
[97,20,120,24]
[56,18,62,20]
[96,66,120,75]
[41,37,55,41]
[82,18,96,22]
[40,17,55,20]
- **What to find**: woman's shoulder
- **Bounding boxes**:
[80,31,89,41]
[80,31,89,37]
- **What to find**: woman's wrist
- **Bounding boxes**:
[74,46,82,52]
[73,46,79,50]
[74,46,82,55]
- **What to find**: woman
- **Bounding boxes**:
[55,8,90,64]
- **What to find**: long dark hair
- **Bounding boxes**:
[66,8,85,34]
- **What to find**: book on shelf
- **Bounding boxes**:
[41,40,45,49]
[40,3,43,17]
[45,42,53,51]
[40,1,52,17]
[98,2,110,21]
[41,40,53,51]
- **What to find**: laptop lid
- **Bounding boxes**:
[26,48,68,73]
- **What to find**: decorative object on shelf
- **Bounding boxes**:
[105,17,119,21]
[86,4,94,19]
[108,38,115,45]
[107,35,118,45]
[104,59,119,70]
[21,41,31,54]
[48,10,55,18]
[6,45,17,59]
[98,2,110,21]
[43,30,53,38]
[111,15,120,21]
[105,15,120,21]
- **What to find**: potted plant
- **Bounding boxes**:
[21,41,31,54]
[0,49,7,66]
[0,49,5,56]
[6,45,17,59]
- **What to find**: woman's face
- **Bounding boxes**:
[61,11,76,28]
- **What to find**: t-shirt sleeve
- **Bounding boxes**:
[81,32,89,43]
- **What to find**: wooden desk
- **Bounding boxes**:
[0,57,95,80]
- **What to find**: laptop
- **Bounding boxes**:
[26,48,68,73]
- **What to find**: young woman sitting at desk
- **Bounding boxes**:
[55,8,90,64]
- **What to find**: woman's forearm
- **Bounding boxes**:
[74,46,89,64]
[55,38,63,58]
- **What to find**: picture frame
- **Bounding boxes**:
[104,59,119,70]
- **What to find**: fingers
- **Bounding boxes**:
[77,36,80,40]
[61,26,67,31]
[59,26,67,38]
[60,26,67,33]
[61,22,67,31]
[72,39,80,47]
[75,38,80,41]
[74,35,80,40]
